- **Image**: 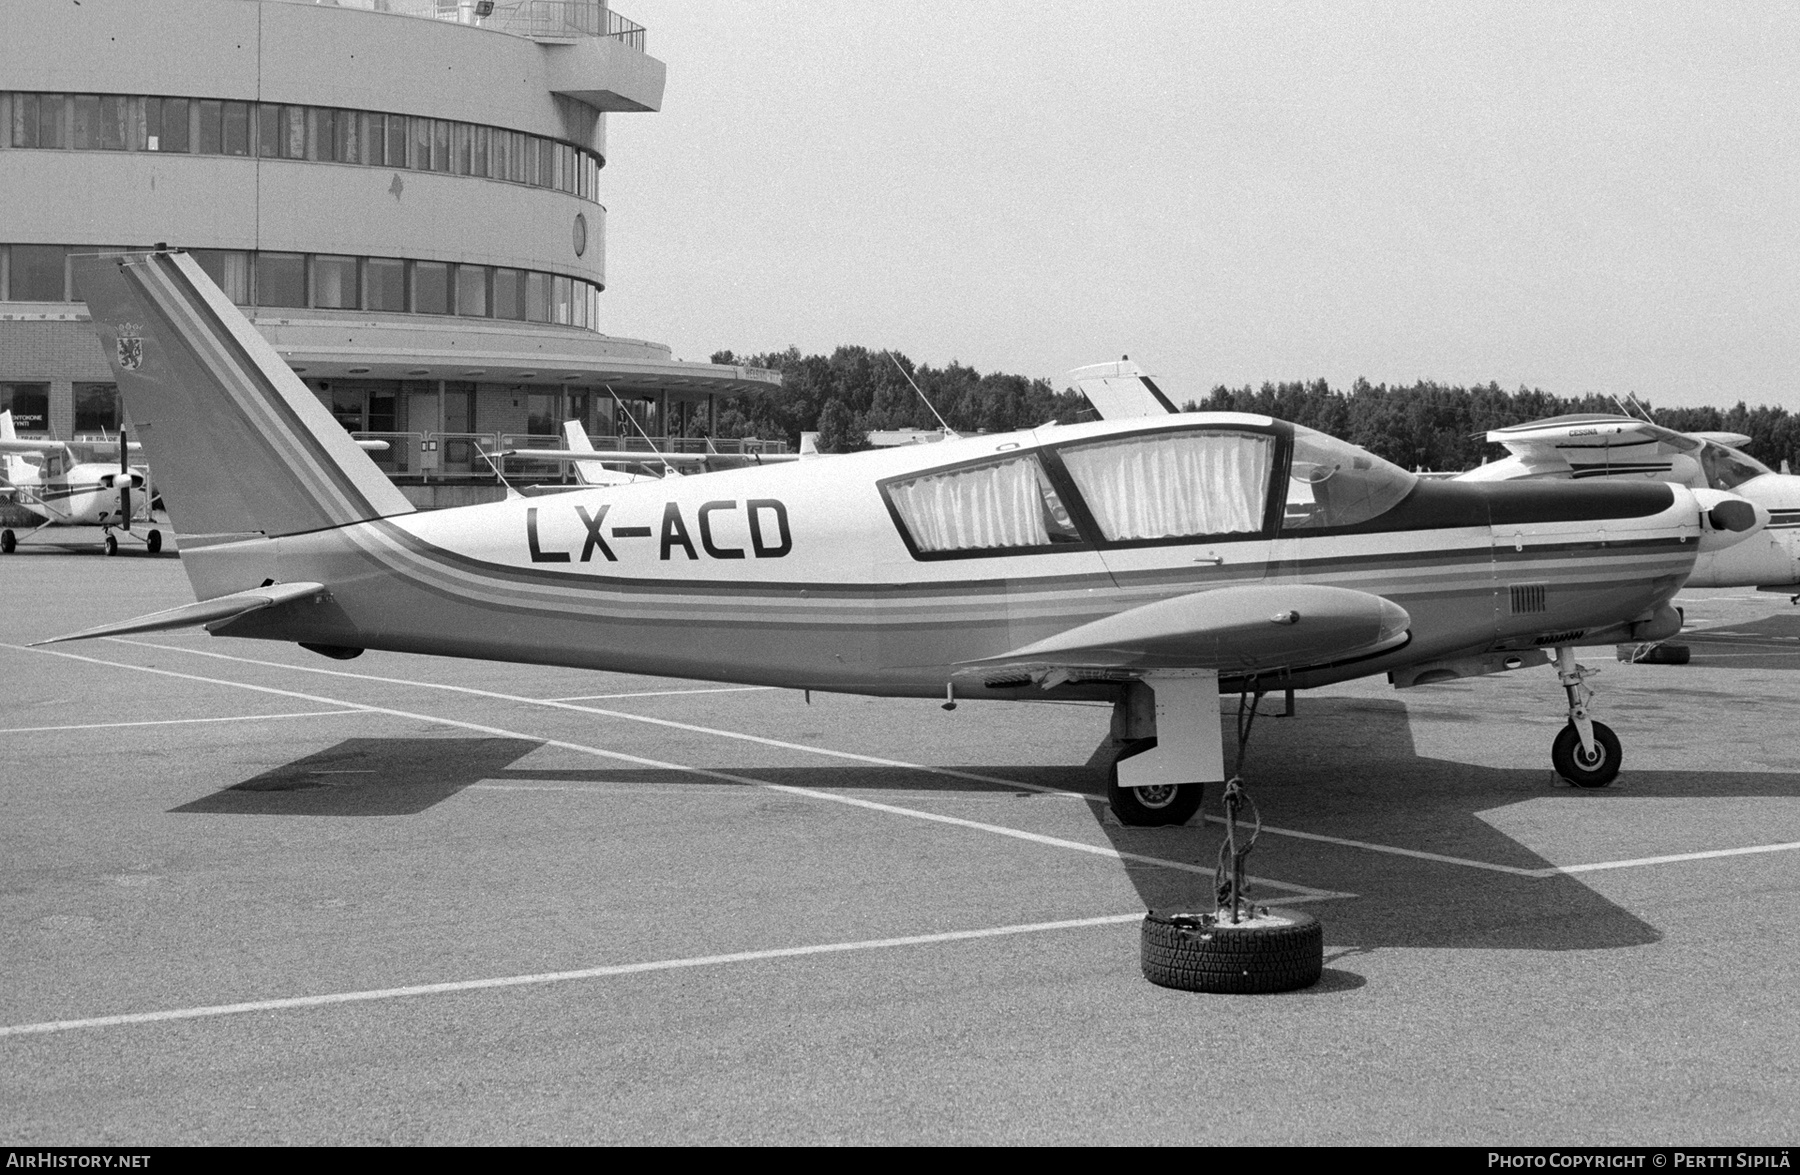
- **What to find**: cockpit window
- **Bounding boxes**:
[1698,441,1771,491]
[1058,429,1274,541]
[1282,428,1416,530]
[884,452,1080,555]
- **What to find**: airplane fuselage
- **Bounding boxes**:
[205,416,1705,699]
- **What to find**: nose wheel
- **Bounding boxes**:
[1550,646,1621,787]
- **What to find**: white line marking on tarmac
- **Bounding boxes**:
[0,709,364,735]
[9,644,1338,896]
[1547,840,1800,876]
[109,639,1103,803]
[540,686,778,702]
[0,913,1148,1038]
[1203,816,1548,877]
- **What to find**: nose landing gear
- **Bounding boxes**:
[1550,646,1620,788]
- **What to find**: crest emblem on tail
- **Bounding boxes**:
[115,323,144,370]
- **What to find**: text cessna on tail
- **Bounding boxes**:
[51,251,1768,819]
[0,409,161,555]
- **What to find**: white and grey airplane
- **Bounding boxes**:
[46,252,1768,822]
[1456,415,1800,592]
[0,409,161,555]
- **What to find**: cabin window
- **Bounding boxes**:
[1059,429,1273,541]
[1698,441,1770,491]
[886,453,1080,555]
[1282,428,1416,530]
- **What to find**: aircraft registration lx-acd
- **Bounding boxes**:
[52,251,1768,824]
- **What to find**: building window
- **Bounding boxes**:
[0,383,51,432]
[364,257,407,311]
[254,252,306,308]
[9,245,66,301]
[411,116,431,170]
[73,383,121,434]
[492,268,523,320]
[470,125,488,178]
[311,255,359,309]
[195,99,221,154]
[412,261,450,315]
[144,97,189,152]
[11,93,65,148]
[190,249,250,304]
[524,271,550,323]
[432,120,451,173]
[71,95,126,151]
[454,264,487,317]
[453,123,471,175]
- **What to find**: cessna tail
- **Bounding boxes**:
[58,250,1767,820]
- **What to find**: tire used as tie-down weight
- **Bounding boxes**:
[1142,907,1323,993]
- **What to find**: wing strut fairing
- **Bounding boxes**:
[957,584,1410,678]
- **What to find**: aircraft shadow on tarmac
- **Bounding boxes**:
[1093,695,1800,955]
[167,701,1800,956]
[171,737,542,816]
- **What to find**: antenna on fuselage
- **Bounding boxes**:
[886,352,960,441]
[604,385,680,479]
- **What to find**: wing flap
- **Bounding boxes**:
[33,582,324,645]
[958,584,1410,675]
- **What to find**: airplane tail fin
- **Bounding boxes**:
[561,419,616,486]
[72,250,413,546]
[1064,360,1178,421]
[0,410,27,483]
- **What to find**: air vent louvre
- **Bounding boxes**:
[1510,584,1548,614]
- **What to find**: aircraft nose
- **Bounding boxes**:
[1691,488,1768,551]
[1708,498,1759,532]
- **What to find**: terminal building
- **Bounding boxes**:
[0,0,783,505]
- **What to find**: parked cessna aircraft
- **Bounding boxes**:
[1064,365,1800,593]
[1458,416,1800,591]
[0,409,161,555]
[500,420,800,484]
[47,251,1769,824]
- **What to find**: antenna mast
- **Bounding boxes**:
[887,352,959,439]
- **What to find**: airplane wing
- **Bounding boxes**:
[1690,431,1753,449]
[1064,360,1179,420]
[1462,416,1697,483]
[33,582,325,645]
[956,584,1409,677]
[0,438,73,456]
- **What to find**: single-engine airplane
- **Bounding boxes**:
[47,251,1770,823]
[0,409,161,556]
[1457,415,1800,592]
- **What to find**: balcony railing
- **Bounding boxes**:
[276,1,647,51]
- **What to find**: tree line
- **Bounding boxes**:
[708,346,1799,472]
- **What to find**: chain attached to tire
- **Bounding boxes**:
[1214,680,1267,923]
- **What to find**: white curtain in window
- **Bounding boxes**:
[1062,431,1272,541]
[889,456,1051,552]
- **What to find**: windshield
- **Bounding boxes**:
[1698,440,1772,491]
[1282,427,1417,531]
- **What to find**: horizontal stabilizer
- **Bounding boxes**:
[958,584,1410,674]
[34,582,324,645]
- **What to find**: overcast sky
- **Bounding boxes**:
[597,2,1799,410]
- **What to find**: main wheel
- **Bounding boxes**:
[1106,739,1203,826]
[0,530,14,554]
[1552,720,1621,788]
[1142,908,1324,993]
[146,529,163,554]
[103,533,118,556]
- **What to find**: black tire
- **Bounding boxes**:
[1107,738,1203,826]
[103,533,118,557]
[1639,643,1690,665]
[1142,908,1324,993]
[0,530,13,554]
[146,529,162,555]
[1552,720,1621,788]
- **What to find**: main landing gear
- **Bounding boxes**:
[1550,646,1620,788]
[98,523,163,556]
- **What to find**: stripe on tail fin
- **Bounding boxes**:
[74,250,413,544]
